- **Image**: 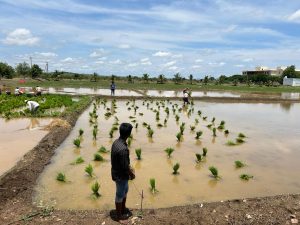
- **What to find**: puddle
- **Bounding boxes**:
[0,118,52,176]
[44,87,142,96]
[35,100,300,210]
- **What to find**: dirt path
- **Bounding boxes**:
[0,97,299,225]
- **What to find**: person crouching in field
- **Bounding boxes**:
[111,123,135,223]
[25,100,40,114]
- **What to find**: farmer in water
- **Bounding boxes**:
[110,81,116,96]
[111,123,135,223]
[183,88,190,106]
[25,100,40,114]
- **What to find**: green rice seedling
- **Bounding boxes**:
[147,124,151,130]
[135,148,142,160]
[131,119,137,123]
[114,116,119,121]
[91,181,101,198]
[190,125,196,131]
[209,166,219,179]
[165,107,169,115]
[139,112,144,116]
[135,123,138,129]
[150,178,158,194]
[195,118,199,124]
[195,131,203,139]
[99,146,109,153]
[73,138,81,148]
[157,123,163,127]
[142,122,148,127]
[71,156,85,165]
[211,117,215,123]
[164,147,174,158]
[147,128,154,138]
[156,112,160,121]
[203,116,207,121]
[207,124,213,128]
[197,110,202,116]
[164,118,167,125]
[235,160,245,168]
[93,128,98,140]
[79,129,84,136]
[109,129,114,138]
[56,172,66,182]
[175,114,180,122]
[172,163,180,174]
[195,153,202,162]
[236,137,245,143]
[238,133,246,138]
[218,124,225,130]
[240,174,254,181]
[127,137,132,146]
[85,164,94,177]
[227,140,236,146]
[127,107,131,111]
[112,126,118,131]
[94,153,104,161]
[104,112,112,118]
[176,132,182,142]
[224,129,229,134]
[203,147,208,157]
[212,128,217,137]
[129,116,136,119]
[220,120,225,126]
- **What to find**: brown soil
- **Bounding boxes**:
[0,97,299,225]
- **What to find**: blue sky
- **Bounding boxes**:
[1,0,300,78]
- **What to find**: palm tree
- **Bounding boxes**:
[189,74,193,84]
[173,73,182,84]
[143,73,149,83]
[157,74,166,84]
[127,75,133,83]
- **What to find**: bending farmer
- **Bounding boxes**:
[25,100,40,114]
[111,123,135,223]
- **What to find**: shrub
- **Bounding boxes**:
[195,131,203,139]
[209,166,219,179]
[203,147,208,157]
[240,174,254,180]
[150,178,158,194]
[173,163,180,174]
[73,138,81,148]
[235,160,245,168]
[135,148,142,160]
[85,164,94,177]
[56,172,66,182]
[91,181,101,197]
[94,153,104,161]
[164,147,174,158]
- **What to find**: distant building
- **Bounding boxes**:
[242,66,288,77]
[283,77,300,86]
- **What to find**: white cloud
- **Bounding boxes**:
[127,63,138,67]
[37,52,57,57]
[235,64,245,67]
[95,61,104,64]
[110,59,122,64]
[3,28,39,46]
[89,49,105,58]
[163,60,176,67]
[140,58,149,62]
[118,44,131,49]
[141,61,152,65]
[172,54,183,58]
[97,57,107,60]
[243,58,254,62]
[288,9,300,22]
[153,51,171,57]
[168,66,179,71]
[195,59,203,63]
[61,57,74,62]
[192,65,201,69]
[208,62,226,67]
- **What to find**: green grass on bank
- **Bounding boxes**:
[1,78,300,94]
[0,94,91,119]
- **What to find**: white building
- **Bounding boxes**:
[243,66,288,76]
[283,77,300,86]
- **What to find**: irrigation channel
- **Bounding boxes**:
[34,99,300,210]
[0,118,52,176]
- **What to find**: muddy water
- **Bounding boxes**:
[0,118,52,176]
[141,90,241,98]
[45,87,142,96]
[35,100,300,210]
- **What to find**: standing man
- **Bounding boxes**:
[110,81,116,96]
[111,123,135,223]
[25,100,40,114]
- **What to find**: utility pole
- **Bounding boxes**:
[29,56,32,68]
[45,62,48,73]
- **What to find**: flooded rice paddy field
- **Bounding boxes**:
[35,99,300,210]
[0,118,52,176]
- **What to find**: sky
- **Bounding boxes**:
[1,0,300,78]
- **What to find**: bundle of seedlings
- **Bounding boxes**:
[240,174,254,180]
[71,156,85,165]
[85,164,94,177]
[73,138,81,148]
[172,163,180,175]
[94,153,104,161]
[209,166,220,179]
[235,160,245,168]
[135,148,142,160]
[164,147,174,158]
[56,172,66,182]
[195,131,203,139]
[150,178,158,194]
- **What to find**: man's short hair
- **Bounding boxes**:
[119,123,132,138]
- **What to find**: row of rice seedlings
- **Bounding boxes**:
[195,147,208,163]
[226,132,247,145]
